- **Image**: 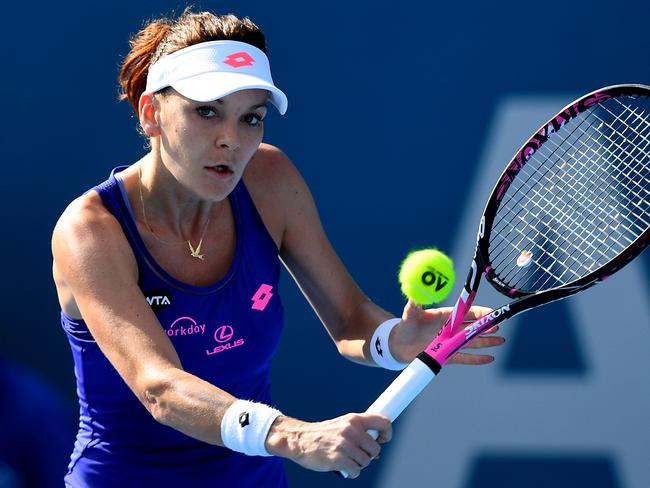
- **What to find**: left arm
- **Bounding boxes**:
[249,145,502,366]
[274,161,388,365]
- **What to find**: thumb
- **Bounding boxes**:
[359,413,392,442]
[402,298,424,319]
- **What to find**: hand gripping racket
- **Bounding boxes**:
[341,84,650,478]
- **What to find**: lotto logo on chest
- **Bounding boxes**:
[251,284,274,311]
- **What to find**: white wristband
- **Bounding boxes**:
[370,318,408,370]
[220,399,283,457]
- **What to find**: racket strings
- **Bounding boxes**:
[527,114,650,288]
[489,107,599,264]
[550,107,650,237]
[595,100,650,214]
[490,112,616,285]
[591,99,650,196]
[550,99,650,233]
[489,105,604,247]
[489,95,650,292]
[496,98,650,289]
[490,107,650,280]
[503,100,650,289]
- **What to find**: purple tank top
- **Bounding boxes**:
[61,166,287,487]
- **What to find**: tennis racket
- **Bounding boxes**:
[341,83,650,478]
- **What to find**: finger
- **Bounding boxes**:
[405,304,453,319]
[461,335,506,349]
[375,429,391,444]
[341,441,374,470]
[447,351,495,365]
[402,299,425,319]
[357,432,381,460]
[406,298,423,310]
[463,306,494,321]
[360,414,392,443]
[339,458,361,479]
[481,325,500,335]
[423,306,453,317]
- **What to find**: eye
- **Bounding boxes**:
[196,106,217,119]
[244,113,265,127]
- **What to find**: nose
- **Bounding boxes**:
[216,121,241,151]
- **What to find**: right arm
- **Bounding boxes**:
[52,192,237,445]
[52,191,389,478]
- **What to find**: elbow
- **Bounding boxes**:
[331,314,362,359]
[329,326,347,355]
[334,337,358,360]
[139,376,174,425]
[331,317,362,359]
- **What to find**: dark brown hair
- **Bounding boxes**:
[118,8,267,114]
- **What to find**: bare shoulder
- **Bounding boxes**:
[244,143,303,192]
[243,143,309,247]
[54,191,123,253]
[52,191,137,285]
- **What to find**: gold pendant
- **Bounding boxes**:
[188,239,205,260]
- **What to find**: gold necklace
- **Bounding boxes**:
[138,165,211,260]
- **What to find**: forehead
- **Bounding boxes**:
[164,88,270,108]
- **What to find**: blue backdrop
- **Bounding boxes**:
[1,1,648,487]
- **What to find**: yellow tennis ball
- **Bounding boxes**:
[398,249,455,305]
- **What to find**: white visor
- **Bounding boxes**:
[145,40,288,114]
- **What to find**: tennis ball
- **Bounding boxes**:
[398,249,455,305]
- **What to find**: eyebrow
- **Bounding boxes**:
[213,99,269,110]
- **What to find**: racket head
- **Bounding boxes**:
[477,84,650,299]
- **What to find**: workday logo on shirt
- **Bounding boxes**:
[166,316,206,338]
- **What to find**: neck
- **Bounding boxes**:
[137,153,220,243]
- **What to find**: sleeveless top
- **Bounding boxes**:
[61,166,287,487]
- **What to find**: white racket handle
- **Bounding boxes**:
[339,358,436,478]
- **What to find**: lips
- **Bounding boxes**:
[205,164,234,179]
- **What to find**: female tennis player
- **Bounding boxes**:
[51,8,503,486]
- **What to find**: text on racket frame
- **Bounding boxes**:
[463,305,510,340]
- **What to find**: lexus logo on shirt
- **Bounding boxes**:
[214,325,235,343]
[206,325,245,356]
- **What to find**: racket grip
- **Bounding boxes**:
[339,358,437,478]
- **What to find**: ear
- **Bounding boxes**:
[138,92,161,137]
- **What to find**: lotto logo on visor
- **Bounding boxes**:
[224,51,255,68]
[144,40,288,114]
